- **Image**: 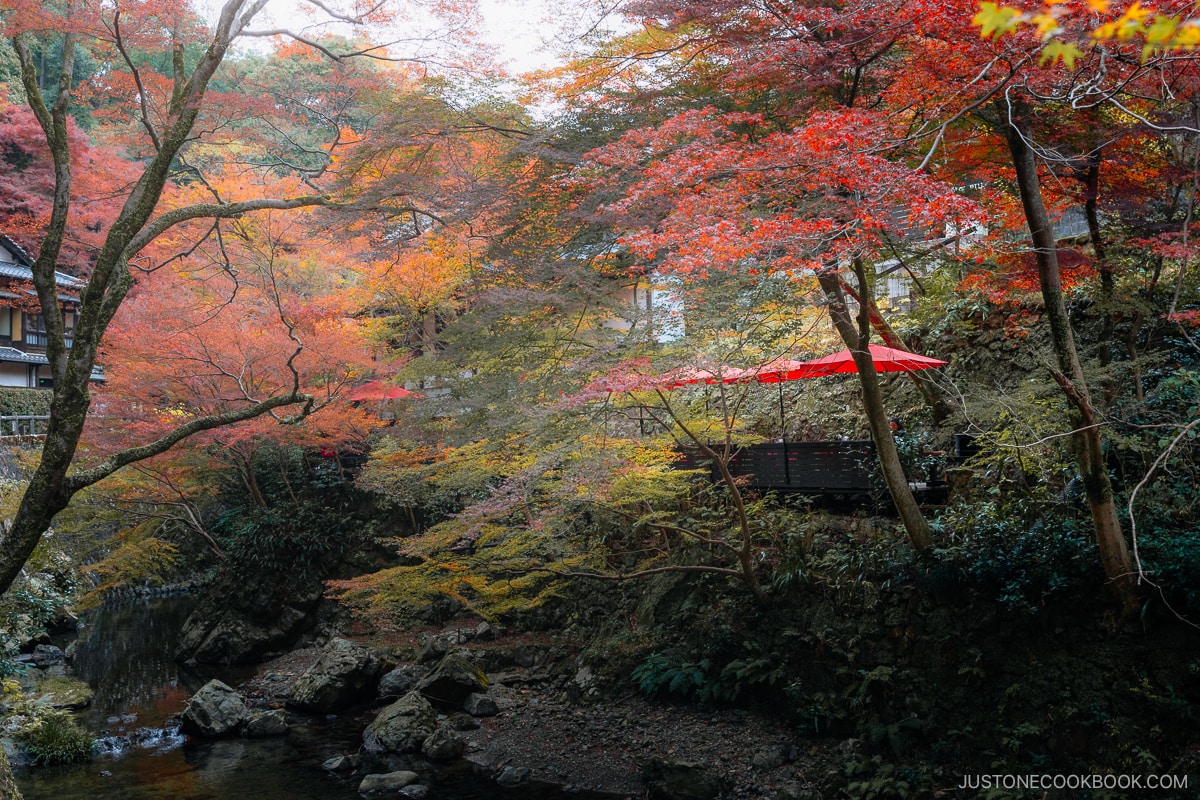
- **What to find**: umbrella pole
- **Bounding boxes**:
[778,383,791,485]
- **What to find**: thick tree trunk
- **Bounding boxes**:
[1082,153,1117,405]
[819,267,933,551]
[0,389,88,593]
[1004,108,1135,608]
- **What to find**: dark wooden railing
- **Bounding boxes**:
[677,439,949,505]
[678,440,884,495]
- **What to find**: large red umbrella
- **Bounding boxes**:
[584,363,744,396]
[737,344,947,478]
[345,381,423,402]
[797,343,947,376]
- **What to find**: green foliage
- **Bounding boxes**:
[0,541,78,675]
[632,653,712,699]
[631,638,789,704]
[12,705,94,766]
[346,414,792,626]
[770,518,916,603]
[329,538,574,630]
[78,532,179,610]
[0,387,51,416]
[212,444,373,588]
[843,755,931,799]
[1141,529,1200,611]
[934,500,1101,612]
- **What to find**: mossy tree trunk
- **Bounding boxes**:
[1002,103,1135,609]
[0,746,19,800]
[818,264,933,552]
[838,277,954,424]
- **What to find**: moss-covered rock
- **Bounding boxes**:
[416,654,488,706]
[287,637,386,713]
[33,677,93,710]
[180,680,249,737]
[362,691,436,753]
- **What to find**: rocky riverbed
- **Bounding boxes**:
[234,633,838,799]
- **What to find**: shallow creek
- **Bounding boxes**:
[15,597,614,799]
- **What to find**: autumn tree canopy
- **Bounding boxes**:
[0,0,500,603]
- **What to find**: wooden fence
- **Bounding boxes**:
[678,440,883,495]
[0,415,49,438]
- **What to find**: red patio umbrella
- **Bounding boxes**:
[797,343,947,376]
[658,364,748,389]
[738,344,947,477]
[738,358,817,384]
[345,381,423,402]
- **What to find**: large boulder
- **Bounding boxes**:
[416,655,488,706]
[181,680,250,737]
[362,692,436,753]
[378,664,428,698]
[496,766,531,787]
[177,606,313,666]
[288,638,385,713]
[421,726,465,760]
[417,631,469,664]
[176,576,322,665]
[243,710,288,738]
[31,644,64,668]
[462,692,498,717]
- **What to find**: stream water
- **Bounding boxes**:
[14,597,616,799]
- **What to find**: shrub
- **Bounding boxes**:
[934,500,1101,611]
[14,707,95,766]
[0,387,51,416]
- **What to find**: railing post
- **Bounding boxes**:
[0,415,50,439]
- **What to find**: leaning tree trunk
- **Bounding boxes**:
[819,265,933,552]
[1003,106,1135,609]
[839,278,955,424]
[0,4,318,597]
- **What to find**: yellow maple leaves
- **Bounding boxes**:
[974,0,1200,64]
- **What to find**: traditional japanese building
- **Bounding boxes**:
[0,235,101,389]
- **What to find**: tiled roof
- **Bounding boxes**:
[0,235,83,289]
[0,347,105,381]
[0,235,32,264]
[0,262,82,289]
[0,346,48,365]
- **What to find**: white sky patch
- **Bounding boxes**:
[193,0,567,75]
[478,0,560,74]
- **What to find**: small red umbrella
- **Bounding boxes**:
[738,358,818,384]
[797,343,947,376]
[345,381,423,402]
[658,364,748,389]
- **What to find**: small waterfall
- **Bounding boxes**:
[93,724,186,757]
